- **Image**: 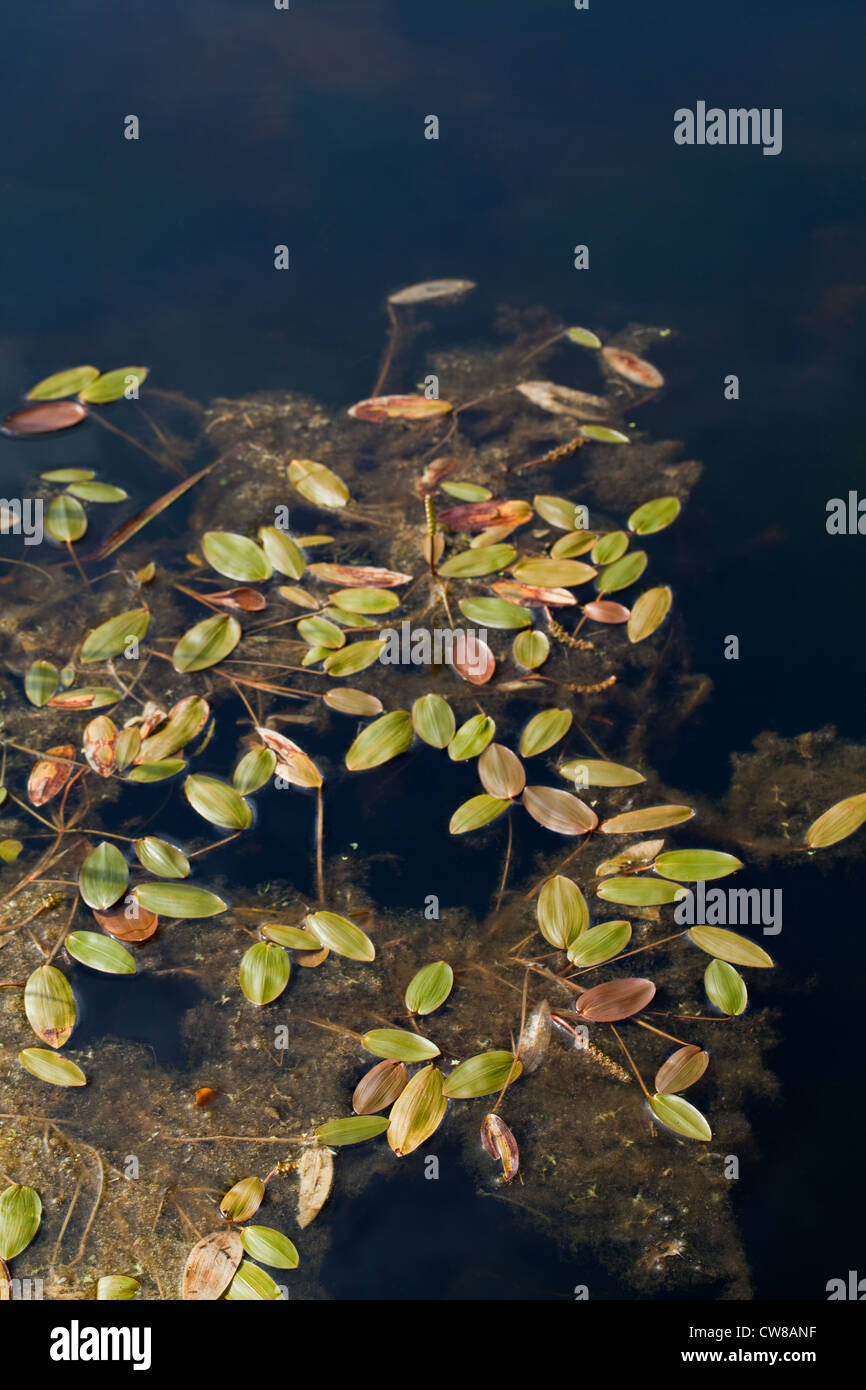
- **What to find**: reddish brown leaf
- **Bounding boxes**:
[415,456,463,498]
[206,587,267,612]
[449,634,495,685]
[195,1087,219,1107]
[491,581,577,607]
[478,744,525,799]
[2,402,87,435]
[82,715,118,778]
[576,977,656,1022]
[602,347,664,390]
[348,394,452,422]
[308,563,412,587]
[256,727,322,788]
[93,903,158,942]
[654,1045,709,1095]
[28,745,76,806]
[481,1113,520,1182]
[438,499,532,534]
[352,1059,410,1115]
[583,600,631,624]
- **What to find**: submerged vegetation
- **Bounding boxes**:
[1,284,864,1299]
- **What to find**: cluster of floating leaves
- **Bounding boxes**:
[1,290,864,1297]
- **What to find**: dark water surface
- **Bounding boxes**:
[1,0,864,1299]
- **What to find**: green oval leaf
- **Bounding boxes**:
[184,774,252,830]
[448,714,495,761]
[80,608,151,663]
[591,531,629,566]
[439,544,517,578]
[536,874,588,948]
[411,693,456,748]
[628,496,681,535]
[405,961,454,1015]
[345,710,413,771]
[220,1176,265,1222]
[298,616,345,650]
[324,639,386,677]
[125,759,187,783]
[567,919,632,967]
[600,805,694,834]
[19,1049,86,1087]
[449,793,511,835]
[628,585,672,643]
[24,660,59,707]
[704,959,748,1015]
[512,558,596,587]
[28,365,99,400]
[331,587,400,615]
[387,1065,447,1156]
[67,482,128,503]
[654,849,743,881]
[512,630,549,669]
[559,757,644,788]
[314,1116,389,1147]
[598,550,647,593]
[305,910,375,961]
[440,481,491,501]
[224,1261,283,1301]
[596,876,687,907]
[581,425,630,444]
[79,842,129,910]
[259,526,305,579]
[566,326,602,349]
[66,931,136,975]
[132,883,226,918]
[134,836,190,879]
[240,942,290,1005]
[649,1092,712,1141]
[233,746,277,794]
[97,1275,140,1300]
[458,597,530,630]
[805,793,866,848]
[519,707,572,758]
[0,1185,42,1259]
[362,1028,440,1062]
[443,1051,522,1099]
[288,457,351,509]
[532,495,583,530]
[688,927,774,969]
[173,613,241,672]
[78,367,149,403]
[46,494,87,542]
[201,531,272,583]
[240,1226,299,1270]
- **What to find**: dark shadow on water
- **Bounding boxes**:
[69,966,203,1068]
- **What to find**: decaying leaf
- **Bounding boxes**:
[480,1113,519,1181]
[296,1145,334,1229]
[27,744,76,807]
[182,1228,243,1300]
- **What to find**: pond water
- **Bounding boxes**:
[0,0,864,1302]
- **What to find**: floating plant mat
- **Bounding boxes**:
[0,309,864,1301]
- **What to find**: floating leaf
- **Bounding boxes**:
[353,1060,409,1115]
[551,530,597,558]
[135,695,210,762]
[591,531,629,566]
[79,842,129,910]
[492,581,576,608]
[324,639,386,677]
[97,1275,140,1300]
[24,660,58,707]
[448,714,495,761]
[443,1051,521,1099]
[133,837,190,880]
[516,381,609,419]
[207,587,267,612]
[19,1049,86,1087]
[345,710,413,771]
[224,1262,283,1301]
[440,481,491,501]
[449,632,496,685]
[240,943,290,1005]
[348,394,452,422]
[513,630,549,669]
[297,1146,333,1228]
[688,927,774,969]
[805,793,866,849]
[388,279,476,305]
[0,1186,42,1260]
[655,1046,709,1096]
[94,901,158,943]
[388,1065,447,1156]
[78,367,149,403]
[301,616,347,649]
[309,563,411,588]
[480,1113,520,1181]
[596,876,685,906]
[259,526,305,579]
[362,1028,440,1063]
[583,600,630,624]
[405,961,454,1015]
[261,924,320,951]
[598,550,647,592]
[517,1001,551,1075]
[241,1226,299,1270]
[449,793,511,835]
[628,496,681,535]
[125,759,186,783]
[628,586,672,643]
[47,687,120,710]
[182,1229,243,1301]
[411,694,456,748]
[201,531,271,584]
[519,708,572,758]
[330,588,400,616]
[532,495,582,530]
[232,746,276,795]
[83,714,118,777]
[220,1176,265,1223]
[323,688,384,716]
[66,481,128,503]
[596,839,665,877]
[438,498,530,533]
[602,346,664,389]
[288,458,351,509]
[478,744,525,799]
[512,558,596,587]
[46,493,87,541]
[566,326,603,349]
[600,804,694,834]
[185,774,252,830]
[576,977,656,1022]
[66,931,135,975]
[581,425,630,444]
[559,758,644,788]
[536,875,588,948]
[458,596,530,629]
[3,402,86,435]
[654,849,743,881]
[27,744,76,807]
[132,883,226,918]
[523,786,597,835]
[28,365,99,399]
[0,840,22,863]
[305,910,375,961]
[567,919,632,967]
[705,959,747,1015]
[439,544,517,578]
[315,1116,390,1146]
[650,1092,711,1142]
[41,467,95,482]
[172,613,241,672]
